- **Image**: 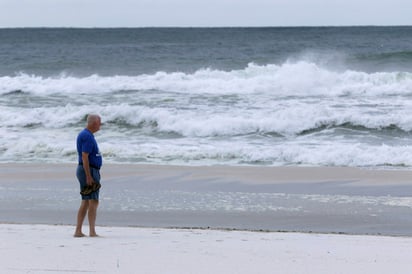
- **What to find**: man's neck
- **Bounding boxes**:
[86,127,95,134]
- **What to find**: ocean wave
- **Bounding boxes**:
[298,122,410,136]
[99,103,412,137]
[2,102,412,137]
[2,61,412,167]
[1,62,412,97]
[3,134,412,168]
[81,113,402,140]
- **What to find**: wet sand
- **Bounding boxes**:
[1,163,412,236]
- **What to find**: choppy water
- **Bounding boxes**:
[1,27,412,167]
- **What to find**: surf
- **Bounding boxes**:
[1,62,412,97]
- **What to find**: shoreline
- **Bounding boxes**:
[1,163,412,236]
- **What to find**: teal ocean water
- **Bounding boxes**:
[1,27,412,167]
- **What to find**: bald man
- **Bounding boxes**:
[74,114,102,237]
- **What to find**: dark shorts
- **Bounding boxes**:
[76,165,101,200]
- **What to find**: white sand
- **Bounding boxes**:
[1,224,412,274]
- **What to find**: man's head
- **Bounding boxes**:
[86,114,101,133]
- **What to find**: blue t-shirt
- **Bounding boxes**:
[77,128,102,168]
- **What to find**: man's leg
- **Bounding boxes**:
[74,200,89,237]
[88,200,99,237]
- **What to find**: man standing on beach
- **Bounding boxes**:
[74,114,102,237]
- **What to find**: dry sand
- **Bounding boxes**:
[1,223,412,274]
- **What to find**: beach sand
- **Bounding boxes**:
[1,223,412,274]
[1,163,412,235]
[1,163,412,273]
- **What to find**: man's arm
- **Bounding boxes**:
[82,152,94,186]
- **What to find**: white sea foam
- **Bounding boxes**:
[1,62,412,96]
[1,62,412,166]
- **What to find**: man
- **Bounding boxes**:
[74,114,102,237]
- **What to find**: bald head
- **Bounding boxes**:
[86,114,101,133]
[87,114,100,125]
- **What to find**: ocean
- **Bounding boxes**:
[1,27,412,167]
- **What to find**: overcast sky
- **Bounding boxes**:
[1,0,411,28]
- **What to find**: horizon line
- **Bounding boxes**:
[1,24,412,29]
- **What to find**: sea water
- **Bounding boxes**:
[1,27,412,167]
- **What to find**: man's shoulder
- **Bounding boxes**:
[77,129,93,140]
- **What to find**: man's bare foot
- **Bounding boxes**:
[89,233,99,237]
[74,232,86,237]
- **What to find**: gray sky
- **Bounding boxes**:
[1,0,411,28]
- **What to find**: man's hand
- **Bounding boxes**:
[86,175,95,186]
